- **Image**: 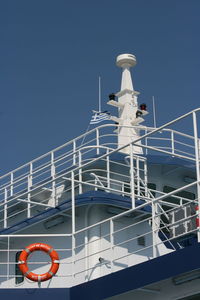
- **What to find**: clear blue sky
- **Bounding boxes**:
[0,0,200,174]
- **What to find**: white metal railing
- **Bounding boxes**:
[0,108,199,288]
[0,183,199,288]
[0,109,198,200]
[0,147,147,230]
[0,108,200,232]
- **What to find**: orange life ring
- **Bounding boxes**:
[18,243,60,282]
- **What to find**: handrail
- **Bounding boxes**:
[0,108,199,236]
[1,107,199,181]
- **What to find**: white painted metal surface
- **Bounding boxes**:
[110,53,145,154]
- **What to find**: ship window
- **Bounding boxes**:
[124,183,130,194]
[148,183,156,197]
[163,186,195,206]
[123,183,139,194]
[15,251,24,285]
[137,235,145,246]
[123,183,156,196]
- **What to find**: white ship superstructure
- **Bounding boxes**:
[0,54,200,300]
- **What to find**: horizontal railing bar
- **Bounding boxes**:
[1,107,199,183]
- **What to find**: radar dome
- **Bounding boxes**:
[116,54,137,68]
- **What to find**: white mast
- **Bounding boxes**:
[152,95,157,128]
[108,54,147,154]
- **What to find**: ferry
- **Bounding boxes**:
[0,53,200,300]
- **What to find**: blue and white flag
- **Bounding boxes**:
[90,111,111,125]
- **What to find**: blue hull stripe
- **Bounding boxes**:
[71,243,200,299]
[1,243,200,299]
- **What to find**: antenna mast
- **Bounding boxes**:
[98,76,101,112]
[152,96,157,128]
[108,54,148,154]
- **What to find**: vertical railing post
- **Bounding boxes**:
[71,171,76,281]
[7,236,10,282]
[145,128,148,155]
[144,160,148,197]
[51,152,56,207]
[4,188,8,228]
[193,111,200,242]
[151,200,157,258]
[110,219,114,273]
[78,151,82,194]
[130,143,135,209]
[73,140,76,165]
[10,172,13,197]
[106,149,110,191]
[136,156,140,197]
[27,163,33,218]
[84,226,89,281]
[94,178,98,191]
[96,128,100,155]
[171,131,175,155]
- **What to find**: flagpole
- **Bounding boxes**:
[80,78,105,148]
[152,95,157,128]
[80,124,91,147]
[99,76,101,112]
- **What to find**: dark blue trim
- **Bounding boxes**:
[109,152,196,170]
[1,152,195,235]
[0,288,70,299]
[0,191,151,235]
[146,154,196,170]
[71,243,200,300]
[1,243,200,299]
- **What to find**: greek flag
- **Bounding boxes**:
[90,111,111,125]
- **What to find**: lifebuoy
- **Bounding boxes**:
[18,243,59,282]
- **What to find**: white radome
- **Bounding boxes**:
[116,53,137,68]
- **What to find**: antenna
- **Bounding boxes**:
[152,96,157,128]
[107,53,147,155]
[98,76,101,112]
[81,77,102,147]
